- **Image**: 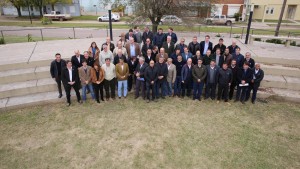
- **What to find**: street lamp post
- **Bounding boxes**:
[245,4,254,44]
[93,5,97,15]
[107,4,113,41]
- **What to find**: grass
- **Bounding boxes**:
[0,97,299,169]
[1,35,65,44]
[72,15,98,21]
[254,19,294,23]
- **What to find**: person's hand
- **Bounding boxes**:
[229,83,231,86]
[242,80,245,84]
[251,80,254,83]
[85,80,88,84]
[151,81,154,84]
[198,79,200,83]
[96,81,100,84]
[182,81,184,83]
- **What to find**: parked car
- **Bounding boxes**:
[205,15,235,26]
[43,11,72,21]
[160,15,182,25]
[98,13,120,22]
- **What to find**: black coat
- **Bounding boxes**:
[61,66,80,87]
[135,62,149,78]
[244,58,255,69]
[113,55,127,65]
[50,59,66,78]
[85,57,95,67]
[206,65,219,84]
[213,44,226,55]
[101,42,115,52]
[218,68,232,85]
[144,55,156,64]
[71,54,84,69]
[237,68,253,84]
[228,45,239,55]
[142,31,154,44]
[229,65,239,84]
[155,63,168,81]
[125,33,137,42]
[188,42,201,55]
[200,41,213,55]
[142,44,153,57]
[252,68,264,87]
[162,41,175,56]
[144,66,158,83]
[128,59,138,74]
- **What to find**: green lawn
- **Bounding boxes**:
[1,35,65,44]
[72,15,98,21]
[0,97,299,169]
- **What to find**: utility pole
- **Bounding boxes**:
[245,4,254,44]
[275,0,287,36]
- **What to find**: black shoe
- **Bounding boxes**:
[224,99,228,102]
[234,99,238,102]
[97,100,100,103]
[119,97,121,99]
[241,101,245,104]
[161,96,165,99]
[198,98,201,101]
[101,98,105,101]
[58,94,63,98]
[252,100,255,104]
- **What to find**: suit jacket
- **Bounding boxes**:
[155,53,169,63]
[90,67,105,83]
[145,55,156,64]
[128,58,138,74]
[200,41,213,55]
[229,65,239,84]
[113,54,127,65]
[125,43,141,58]
[101,42,115,52]
[181,64,193,82]
[144,66,158,83]
[212,44,226,55]
[135,62,149,78]
[115,63,129,81]
[162,41,175,56]
[165,32,178,44]
[125,33,137,42]
[71,55,85,69]
[244,58,255,69]
[167,63,177,83]
[142,44,153,57]
[78,66,93,85]
[219,54,233,66]
[188,42,201,55]
[50,59,66,78]
[61,66,80,87]
[182,52,193,63]
[206,65,219,84]
[252,68,264,87]
[142,31,154,44]
[237,68,253,84]
[155,62,168,81]
[203,54,216,66]
[228,45,239,55]
[175,43,187,53]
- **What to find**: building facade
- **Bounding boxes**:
[245,0,300,21]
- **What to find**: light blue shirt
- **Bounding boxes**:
[203,42,209,55]
[130,44,136,56]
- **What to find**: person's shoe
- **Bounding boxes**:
[241,101,245,104]
[119,97,121,99]
[198,98,201,101]
[78,100,83,104]
[234,99,238,102]
[217,100,220,104]
[161,96,165,99]
[252,100,255,104]
[224,99,228,102]
[106,98,109,101]
[58,94,63,98]
[66,103,71,107]
[101,98,105,102]
[97,100,100,104]
[146,100,150,103]
[86,91,90,94]
[134,96,139,99]
[154,99,158,102]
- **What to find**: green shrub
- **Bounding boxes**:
[254,38,261,41]
[215,33,221,37]
[41,17,52,25]
[266,39,283,44]
[0,38,5,45]
[290,41,296,46]
[234,13,241,21]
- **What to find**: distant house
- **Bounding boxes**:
[2,0,81,16]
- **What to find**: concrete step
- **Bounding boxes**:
[0,66,50,84]
[257,88,300,103]
[0,78,58,99]
[255,56,300,67]
[261,75,300,91]
[261,64,300,78]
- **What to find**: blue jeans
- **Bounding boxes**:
[82,83,95,101]
[193,81,204,99]
[118,80,128,97]
[167,82,173,96]
[155,80,167,97]
[174,76,182,96]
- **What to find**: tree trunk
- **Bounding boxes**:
[152,23,158,33]
[16,6,22,17]
[51,4,55,11]
[39,6,43,17]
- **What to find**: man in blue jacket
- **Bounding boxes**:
[165,27,178,44]
[153,28,165,49]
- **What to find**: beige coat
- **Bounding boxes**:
[78,66,92,85]
[167,63,177,83]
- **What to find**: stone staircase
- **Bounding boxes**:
[0,56,300,110]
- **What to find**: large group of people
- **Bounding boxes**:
[50,26,264,106]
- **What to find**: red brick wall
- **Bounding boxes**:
[215,0,244,4]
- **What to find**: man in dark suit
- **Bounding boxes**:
[188,36,200,55]
[153,28,165,49]
[181,58,193,97]
[155,57,168,99]
[125,29,137,42]
[205,60,219,100]
[228,41,239,55]
[145,49,155,64]
[235,62,253,104]
[142,26,154,44]
[83,51,94,67]
[244,52,255,69]
[127,56,138,92]
[246,63,264,104]
[162,35,175,57]
[135,57,148,99]
[101,37,115,52]
[61,60,82,106]
[200,35,213,56]
[142,38,153,56]
[213,38,226,55]
[113,49,127,65]
[229,59,239,100]
[71,50,84,69]
[50,53,66,98]
[175,38,187,53]
[144,60,158,102]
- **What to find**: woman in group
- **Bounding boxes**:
[91,62,105,103]
[88,42,100,64]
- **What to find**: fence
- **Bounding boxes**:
[0,24,299,44]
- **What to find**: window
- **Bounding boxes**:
[221,15,225,19]
[266,7,274,15]
[270,8,274,14]
[266,7,269,14]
